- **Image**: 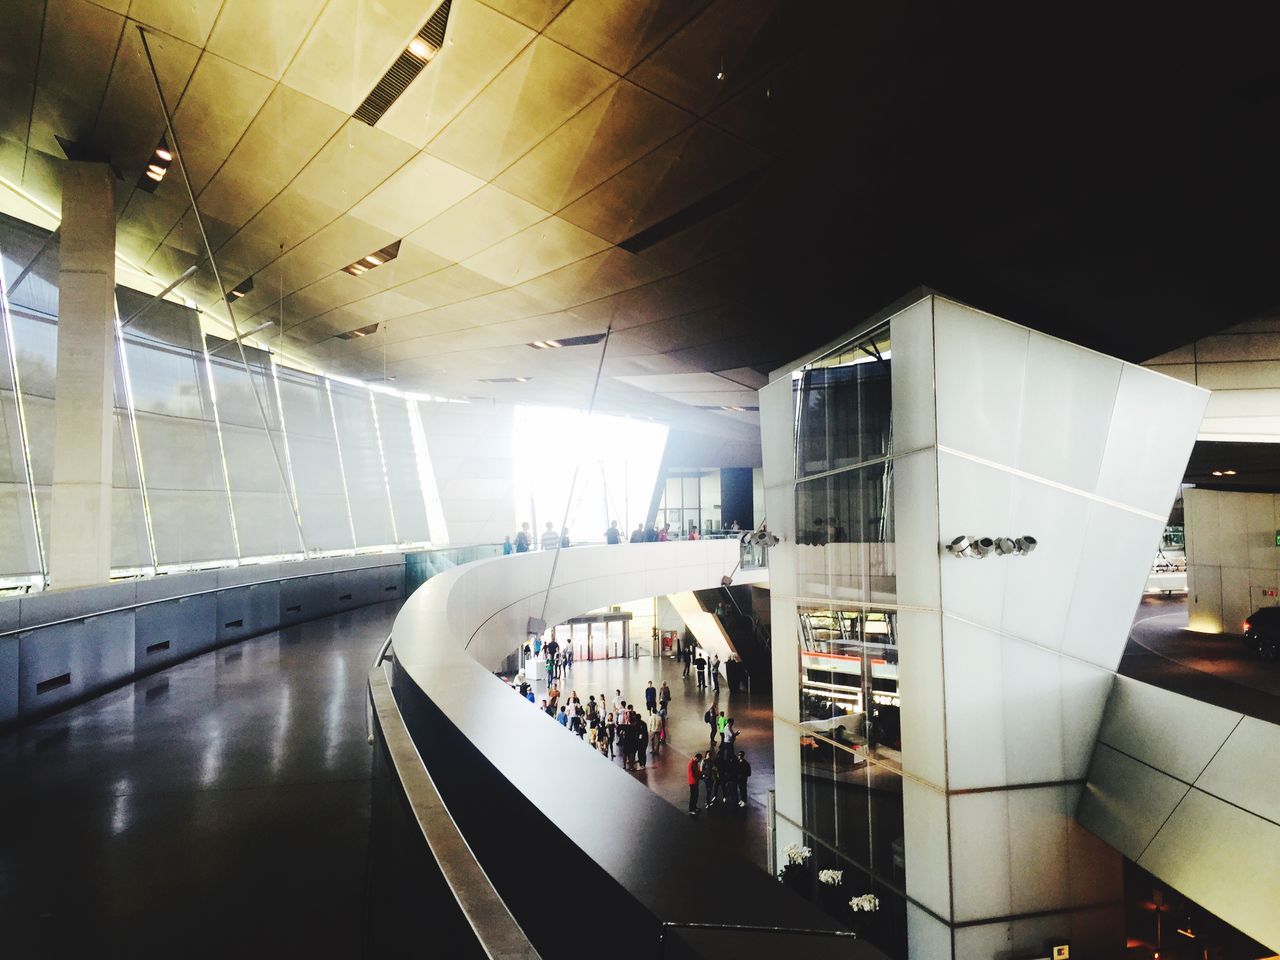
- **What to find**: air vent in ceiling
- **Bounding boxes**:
[618,167,766,254]
[478,377,531,383]
[528,333,607,350]
[354,0,453,126]
[336,323,379,340]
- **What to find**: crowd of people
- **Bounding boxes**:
[502,518,742,553]
[510,654,752,817]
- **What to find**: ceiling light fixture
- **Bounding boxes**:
[530,339,561,350]
[154,146,173,162]
[1212,470,1223,476]
[225,275,254,304]
[1224,469,1237,476]
[408,36,437,60]
[336,323,379,340]
[342,240,401,277]
[527,333,606,350]
[145,169,164,182]
[137,138,174,193]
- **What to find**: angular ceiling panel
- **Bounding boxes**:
[205,0,328,81]
[426,35,615,181]
[195,84,346,231]
[171,52,276,195]
[348,151,485,238]
[29,0,125,157]
[129,0,223,47]
[377,0,535,150]
[461,215,610,287]
[0,0,44,144]
[557,121,765,245]
[545,0,709,75]
[494,79,693,212]
[406,184,546,263]
[282,0,429,115]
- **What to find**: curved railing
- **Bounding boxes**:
[377,542,884,960]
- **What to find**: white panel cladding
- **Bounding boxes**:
[1244,493,1278,570]
[1062,502,1164,670]
[758,374,795,489]
[1077,744,1191,860]
[941,615,1008,790]
[901,776,952,920]
[897,607,945,788]
[893,448,940,610]
[1016,333,1122,491]
[1197,716,1280,825]
[948,788,1013,921]
[936,451,1012,632]
[1096,364,1210,517]
[932,299,1029,467]
[1186,487,1280,634]
[1138,789,1280,952]
[1096,675,1242,784]
[888,297,937,453]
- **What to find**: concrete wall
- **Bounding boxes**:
[1145,317,1280,442]
[1184,487,1280,633]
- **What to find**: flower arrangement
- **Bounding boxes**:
[781,843,812,866]
[818,869,843,886]
[849,893,880,913]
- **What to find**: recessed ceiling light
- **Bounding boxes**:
[145,168,164,182]
[147,163,166,175]
[225,276,254,304]
[408,36,436,60]
[1223,469,1237,476]
[1212,471,1223,477]
[154,146,172,162]
[342,240,401,276]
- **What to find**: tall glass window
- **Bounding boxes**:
[329,381,396,548]
[373,391,430,545]
[275,365,353,553]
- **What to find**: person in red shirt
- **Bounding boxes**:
[687,753,703,815]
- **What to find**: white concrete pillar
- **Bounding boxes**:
[49,162,115,588]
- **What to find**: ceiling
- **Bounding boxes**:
[1,1,1279,445]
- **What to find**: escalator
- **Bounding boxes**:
[693,585,772,692]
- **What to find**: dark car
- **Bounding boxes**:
[1242,608,1280,659]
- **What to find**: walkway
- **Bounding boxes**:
[0,601,473,958]
[530,654,774,871]
[1120,595,1280,723]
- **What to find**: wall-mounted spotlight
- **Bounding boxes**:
[946,535,1038,558]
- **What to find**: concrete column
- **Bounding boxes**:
[49,162,115,588]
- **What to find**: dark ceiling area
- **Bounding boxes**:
[1185,441,1280,493]
[720,2,1280,370]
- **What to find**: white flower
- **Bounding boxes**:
[781,842,812,865]
[849,893,880,913]
[818,869,843,886]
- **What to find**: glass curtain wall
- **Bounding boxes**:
[789,321,908,957]
[512,405,667,544]
[0,214,448,587]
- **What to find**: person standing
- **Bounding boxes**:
[720,718,738,752]
[658,681,671,715]
[710,654,721,692]
[515,522,531,553]
[502,535,513,555]
[647,707,662,756]
[704,706,718,748]
[717,710,728,738]
[544,655,554,688]
[635,712,649,768]
[694,652,707,690]
[605,521,621,544]
[630,523,645,543]
[657,524,669,542]
[541,521,559,550]
[681,644,691,679]
[547,682,560,712]
[644,680,657,714]
[735,750,751,808]
[604,712,617,759]
[565,645,573,672]
[687,753,703,815]
[541,698,552,717]
[688,524,700,541]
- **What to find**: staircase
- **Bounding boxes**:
[693,585,772,692]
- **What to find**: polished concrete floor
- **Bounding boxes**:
[529,654,774,870]
[1122,595,1280,723]
[0,602,402,958]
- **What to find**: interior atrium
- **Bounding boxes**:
[2,3,1279,959]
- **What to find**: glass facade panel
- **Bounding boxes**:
[796,460,895,603]
[124,307,236,567]
[373,392,430,544]
[205,340,301,559]
[276,365,353,552]
[330,381,396,548]
[795,324,892,478]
